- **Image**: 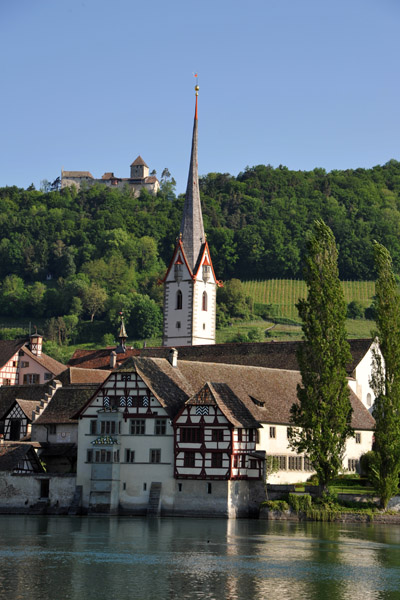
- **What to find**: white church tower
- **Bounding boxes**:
[162,85,219,347]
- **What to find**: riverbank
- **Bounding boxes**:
[260,507,400,523]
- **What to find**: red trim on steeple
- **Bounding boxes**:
[193,240,222,285]
[161,240,195,283]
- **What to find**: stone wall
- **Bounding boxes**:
[0,472,76,514]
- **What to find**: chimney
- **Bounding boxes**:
[168,348,178,367]
[110,351,117,369]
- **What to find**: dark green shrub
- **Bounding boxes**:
[288,493,312,513]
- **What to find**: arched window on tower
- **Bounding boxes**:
[176,290,182,310]
[202,291,208,311]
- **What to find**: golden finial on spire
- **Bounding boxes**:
[194,72,199,95]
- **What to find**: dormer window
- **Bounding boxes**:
[174,263,183,282]
[202,264,211,282]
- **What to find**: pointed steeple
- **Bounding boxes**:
[116,313,127,354]
[180,85,205,272]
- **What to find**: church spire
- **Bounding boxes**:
[180,84,205,272]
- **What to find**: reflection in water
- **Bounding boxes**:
[0,517,399,600]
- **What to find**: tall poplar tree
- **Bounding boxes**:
[370,242,400,508]
[288,220,353,491]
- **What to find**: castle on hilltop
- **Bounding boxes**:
[61,156,159,196]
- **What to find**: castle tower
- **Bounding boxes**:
[130,156,149,180]
[162,85,218,347]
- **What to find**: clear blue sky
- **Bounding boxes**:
[1,0,399,193]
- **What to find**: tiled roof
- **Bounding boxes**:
[35,387,97,424]
[62,171,94,178]
[0,339,25,369]
[68,339,373,375]
[130,156,148,167]
[113,357,375,430]
[0,384,48,421]
[56,367,111,386]
[21,346,65,376]
[144,176,158,184]
[0,443,44,472]
[101,172,115,179]
[184,381,259,428]
[68,348,140,370]
[15,399,39,420]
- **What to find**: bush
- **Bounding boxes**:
[288,493,312,513]
[347,301,364,319]
[247,328,263,342]
[102,333,115,346]
[262,500,289,511]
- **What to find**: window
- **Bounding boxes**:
[303,456,314,471]
[95,450,112,463]
[125,449,135,463]
[237,429,243,442]
[355,432,361,444]
[184,451,196,467]
[90,420,97,435]
[203,323,206,330]
[155,419,167,435]
[23,374,39,384]
[288,456,302,470]
[100,421,116,435]
[212,429,224,442]
[176,290,182,310]
[249,429,255,443]
[121,374,131,382]
[249,459,257,469]
[12,361,17,367]
[348,459,358,472]
[180,427,202,443]
[21,361,29,368]
[48,424,56,435]
[87,450,93,463]
[241,455,246,468]
[176,321,181,329]
[271,455,287,470]
[3,379,11,386]
[178,483,182,492]
[143,483,147,491]
[366,393,372,407]
[202,291,208,311]
[113,450,120,462]
[207,483,212,494]
[44,373,52,381]
[131,420,145,435]
[269,426,276,439]
[150,449,161,463]
[211,453,223,468]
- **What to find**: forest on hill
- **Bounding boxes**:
[0,160,399,342]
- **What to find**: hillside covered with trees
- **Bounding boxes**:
[0,159,399,343]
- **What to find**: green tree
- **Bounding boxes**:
[288,220,353,491]
[369,242,400,508]
[82,283,108,322]
[128,294,163,339]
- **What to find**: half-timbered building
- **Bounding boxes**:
[0,443,44,474]
[0,335,65,388]
[174,382,263,482]
[74,351,375,516]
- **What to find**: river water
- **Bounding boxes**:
[0,516,399,600]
